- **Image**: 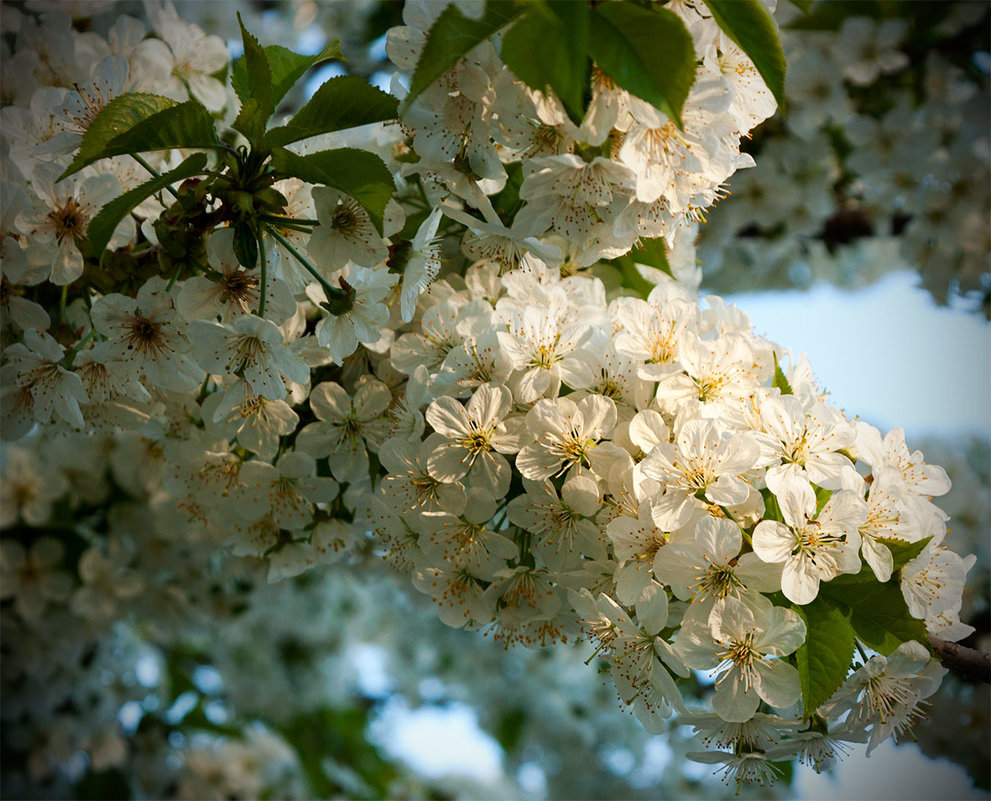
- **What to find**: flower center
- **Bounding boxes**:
[49,200,85,243]
[124,314,167,356]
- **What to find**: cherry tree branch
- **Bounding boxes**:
[931,637,991,683]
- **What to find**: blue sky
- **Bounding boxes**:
[725,271,991,441]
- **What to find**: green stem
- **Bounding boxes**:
[131,153,180,200]
[165,262,183,292]
[256,221,268,318]
[855,642,869,664]
[260,215,318,226]
[261,219,317,234]
[720,506,753,547]
[264,225,335,298]
[59,285,68,324]
[64,327,96,369]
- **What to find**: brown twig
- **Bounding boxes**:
[930,636,991,683]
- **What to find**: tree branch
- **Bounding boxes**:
[930,637,991,683]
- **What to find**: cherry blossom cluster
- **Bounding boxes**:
[370,255,975,778]
[0,0,982,794]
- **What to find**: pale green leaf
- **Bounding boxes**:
[232,40,345,110]
[820,578,931,656]
[264,76,398,149]
[500,0,590,125]
[60,93,177,179]
[705,0,787,112]
[792,599,856,717]
[87,152,208,256]
[270,147,394,234]
[588,2,695,128]
[61,98,220,180]
[882,536,933,572]
[772,352,793,395]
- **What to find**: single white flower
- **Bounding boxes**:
[752,476,867,605]
[308,186,389,271]
[310,266,398,364]
[823,640,944,755]
[190,315,309,402]
[4,327,87,428]
[424,383,526,497]
[639,417,761,531]
[653,515,781,620]
[295,379,393,483]
[91,276,202,393]
[237,452,339,531]
[517,394,624,482]
[17,163,130,285]
[677,596,805,723]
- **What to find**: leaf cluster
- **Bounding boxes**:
[70,18,399,272]
[404,0,786,129]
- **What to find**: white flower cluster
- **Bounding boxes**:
[371,256,975,771]
[0,0,981,793]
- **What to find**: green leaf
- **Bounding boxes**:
[772,351,793,395]
[61,98,220,180]
[233,98,272,150]
[828,535,934,589]
[705,0,787,112]
[233,221,259,269]
[792,598,856,717]
[588,2,695,128]
[405,0,527,109]
[60,93,177,179]
[232,40,345,110]
[264,76,398,149]
[501,0,590,125]
[612,237,673,299]
[813,485,832,515]
[491,161,525,224]
[614,259,656,300]
[762,486,783,523]
[87,152,208,257]
[231,14,274,145]
[628,237,673,277]
[786,0,813,12]
[882,536,932,572]
[768,757,795,787]
[820,577,931,656]
[270,146,395,235]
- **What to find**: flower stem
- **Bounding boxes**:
[256,220,268,318]
[720,506,753,547]
[260,214,318,226]
[165,262,183,292]
[131,153,180,200]
[264,225,351,313]
[264,225,333,295]
[64,327,96,369]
